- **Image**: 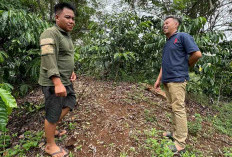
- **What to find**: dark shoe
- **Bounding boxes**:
[168,145,186,155]
[163,131,174,141]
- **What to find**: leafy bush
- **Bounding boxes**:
[194,39,231,100]
[0,8,49,90]
[78,12,231,101]
[178,16,232,101]
[78,12,164,80]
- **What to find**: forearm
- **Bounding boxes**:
[189,51,202,67]
[51,76,63,86]
[51,76,67,96]
[154,67,162,89]
[157,67,162,81]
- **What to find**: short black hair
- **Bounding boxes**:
[165,15,182,25]
[54,2,75,14]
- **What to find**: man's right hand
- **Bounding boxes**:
[54,84,67,97]
[52,76,67,97]
[154,80,161,91]
[154,67,162,91]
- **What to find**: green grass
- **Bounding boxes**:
[211,102,232,137]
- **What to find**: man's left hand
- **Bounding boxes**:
[70,72,76,82]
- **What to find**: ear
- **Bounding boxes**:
[175,21,179,29]
[55,14,59,20]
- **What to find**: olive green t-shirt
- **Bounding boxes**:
[38,25,75,86]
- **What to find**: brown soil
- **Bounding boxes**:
[5,77,232,157]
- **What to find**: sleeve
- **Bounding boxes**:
[182,33,200,54]
[40,30,60,79]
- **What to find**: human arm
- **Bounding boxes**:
[40,30,67,96]
[51,76,67,97]
[188,51,202,67]
[154,67,162,91]
[40,30,60,79]
[181,33,202,67]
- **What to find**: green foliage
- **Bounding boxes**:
[70,1,96,39]
[178,16,232,100]
[0,133,11,150]
[79,11,231,100]
[3,131,43,156]
[19,84,32,97]
[0,100,7,132]
[0,88,17,131]
[144,109,157,122]
[0,9,49,86]
[143,128,197,156]
[21,102,44,114]
[0,83,16,151]
[188,113,203,136]
[0,0,25,10]
[145,138,173,157]
[68,122,78,130]
[223,147,232,157]
[150,0,221,20]
[188,36,232,100]
[120,151,128,157]
[79,12,164,80]
[179,16,207,34]
[212,103,232,136]
[143,128,174,157]
[0,51,8,63]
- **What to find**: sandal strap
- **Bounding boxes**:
[63,147,69,156]
[50,146,63,156]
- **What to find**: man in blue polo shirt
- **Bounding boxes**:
[154,16,202,153]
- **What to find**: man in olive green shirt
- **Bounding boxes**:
[39,2,76,156]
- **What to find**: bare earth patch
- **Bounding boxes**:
[7,77,232,156]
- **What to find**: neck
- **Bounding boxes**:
[166,30,177,39]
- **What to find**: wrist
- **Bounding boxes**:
[51,76,62,86]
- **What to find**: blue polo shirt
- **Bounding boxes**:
[162,32,199,83]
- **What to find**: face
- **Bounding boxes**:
[56,7,75,32]
[163,18,178,37]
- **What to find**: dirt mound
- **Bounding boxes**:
[7,77,232,156]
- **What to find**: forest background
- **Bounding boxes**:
[0,0,231,156]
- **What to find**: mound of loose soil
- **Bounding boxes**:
[6,77,232,157]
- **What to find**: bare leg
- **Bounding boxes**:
[58,107,70,123]
[44,120,66,156]
[55,107,70,136]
